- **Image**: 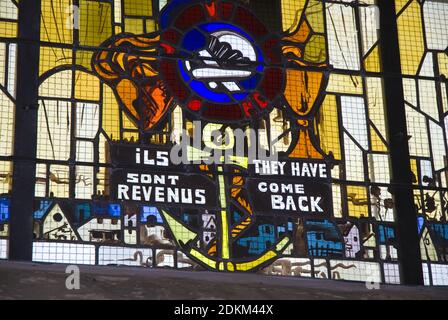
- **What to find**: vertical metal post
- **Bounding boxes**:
[377,0,423,285]
[8,0,41,261]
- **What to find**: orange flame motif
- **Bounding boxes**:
[93,33,173,132]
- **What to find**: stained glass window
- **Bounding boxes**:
[1,0,447,286]
[396,0,448,286]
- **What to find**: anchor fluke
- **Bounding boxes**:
[162,210,198,247]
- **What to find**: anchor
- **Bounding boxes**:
[161,158,290,272]
[160,142,290,272]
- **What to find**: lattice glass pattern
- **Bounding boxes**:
[0,0,18,258]
[32,242,96,265]
[396,0,448,286]
[0,239,7,259]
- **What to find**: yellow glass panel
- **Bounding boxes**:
[410,158,418,184]
[41,0,73,43]
[362,0,376,5]
[0,161,12,195]
[124,0,153,16]
[115,26,122,34]
[39,47,72,76]
[347,186,369,218]
[370,126,387,152]
[0,21,17,38]
[439,53,448,78]
[122,112,137,130]
[146,19,156,33]
[76,50,95,71]
[79,1,112,46]
[96,167,108,195]
[396,0,411,14]
[397,0,424,75]
[0,91,14,156]
[125,18,144,34]
[326,74,363,95]
[0,0,18,20]
[281,0,306,32]
[0,43,5,87]
[364,45,381,73]
[318,95,341,160]
[102,84,120,141]
[74,71,100,101]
